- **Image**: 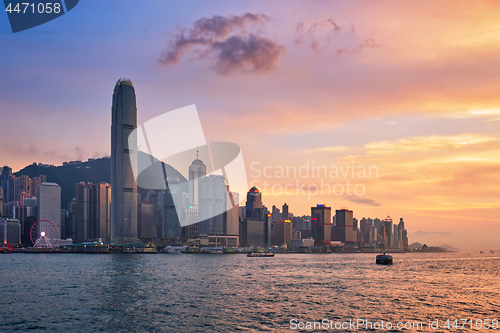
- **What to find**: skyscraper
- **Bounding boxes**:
[163,179,181,239]
[138,201,155,240]
[282,203,289,219]
[245,186,262,219]
[199,174,226,235]
[75,182,111,243]
[333,207,355,243]
[274,218,292,246]
[111,78,138,244]
[37,182,61,233]
[188,151,207,207]
[311,204,332,246]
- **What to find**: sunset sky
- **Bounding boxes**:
[1,1,499,249]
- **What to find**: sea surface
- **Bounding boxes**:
[1,252,499,332]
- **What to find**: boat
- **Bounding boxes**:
[247,252,275,257]
[163,246,185,254]
[376,253,393,265]
[0,243,13,254]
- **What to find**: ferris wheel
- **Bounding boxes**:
[30,219,59,248]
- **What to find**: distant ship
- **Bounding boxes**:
[247,252,275,257]
[376,253,393,265]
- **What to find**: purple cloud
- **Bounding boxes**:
[159,13,285,75]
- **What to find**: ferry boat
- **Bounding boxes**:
[163,246,185,254]
[376,253,393,265]
[247,252,275,257]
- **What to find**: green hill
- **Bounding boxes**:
[14,153,187,210]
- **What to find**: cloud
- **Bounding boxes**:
[294,18,379,54]
[159,13,285,75]
[300,146,350,154]
[365,134,499,155]
[437,109,500,121]
[346,197,382,206]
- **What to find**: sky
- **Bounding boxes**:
[1,0,499,250]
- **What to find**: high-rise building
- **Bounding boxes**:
[163,181,181,239]
[37,182,61,233]
[271,205,280,221]
[244,218,266,247]
[199,174,226,235]
[391,224,398,249]
[188,152,207,207]
[311,204,331,246]
[111,78,138,244]
[75,182,111,243]
[333,208,355,243]
[138,201,155,240]
[282,203,289,219]
[14,175,32,200]
[398,217,405,231]
[383,215,393,249]
[225,190,239,237]
[1,166,13,204]
[245,186,262,219]
[0,218,21,245]
[274,218,292,246]
[31,175,47,198]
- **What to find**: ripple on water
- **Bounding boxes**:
[0,253,499,332]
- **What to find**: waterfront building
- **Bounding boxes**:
[0,218,21,245]
[274,218,292,246]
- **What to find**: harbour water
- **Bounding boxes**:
[1,252,499,332]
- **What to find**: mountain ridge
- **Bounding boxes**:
[13,153,187,210]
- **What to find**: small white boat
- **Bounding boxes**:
[376,253,393,265]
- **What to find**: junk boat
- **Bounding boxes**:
[376,253,393,265]
[247,252,275,257]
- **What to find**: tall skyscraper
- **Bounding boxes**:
[75,182,111,243]
[311,204,332,246]
[383,215,393,249]
[282,203,289,219]
[188,151,207,207]
[111,78,138,244]
[245,186,262,219]
[199,174,226,235]
[37,182,61,233]
[333,207,355,243]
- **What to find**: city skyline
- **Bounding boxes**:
[1,1,499,249]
